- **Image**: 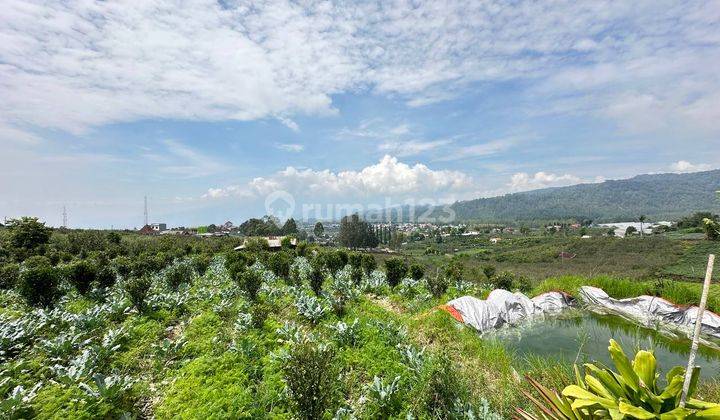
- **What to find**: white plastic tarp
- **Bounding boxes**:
[578,286,720,342]
[446,290,573,333]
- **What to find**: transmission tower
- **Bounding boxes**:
[62,206,67,228]
[144,196,149,226]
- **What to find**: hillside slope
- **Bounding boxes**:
[441,169,720,222]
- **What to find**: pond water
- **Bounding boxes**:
[487,311,720,379]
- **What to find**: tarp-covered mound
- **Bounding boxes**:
[578,286,720,342]
[443,290,574,333]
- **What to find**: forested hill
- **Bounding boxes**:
[439,169,720,222]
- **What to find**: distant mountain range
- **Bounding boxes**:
[383,169,720,223]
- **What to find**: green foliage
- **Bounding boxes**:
[518,339,720,419]
[66,259,97,295]
[309,257,325,296]
[236,268,263,301]
[190,253,211,275]
[426,271,449,298]
[239,215,281,236]
[702,218,719,240]
[409,263,425,281]
[156,352,254,418]
[281,217,298,235]
[111,256,132,279]
[361,253,377,276]
[267,251,292,279]
[123,276,152,312]
[444,260,464,283]
[164,259,194,290]
[417,353,470,418]
[282,341,339,420]
[5,217,52,260]
[482,263,496,280]
[18,256,60,307]
[313,222,325,237]
[677,212,719,229]
[338,214,379,249]
[0,262,20,289]
[493,271,515,290]
[384,257,407,288]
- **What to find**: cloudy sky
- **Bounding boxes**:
[1,0,719,228]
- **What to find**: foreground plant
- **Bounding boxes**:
[517,339,720,419]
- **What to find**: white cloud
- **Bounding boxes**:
[435,138,518,161]
[275,143,305,153]
[1,0,718,138]
[670,160,712,173]
[204,155,474,200]
[508,172,583,192]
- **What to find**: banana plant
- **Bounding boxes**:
[516,339,720,420]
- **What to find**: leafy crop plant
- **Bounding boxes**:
[517,339,720,419]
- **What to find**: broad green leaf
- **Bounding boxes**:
[585,374,614,400]
[585,364,626,399]
[609,340,640,392]
[633,350,657,391]
[687,399,720,410]
[665,366,685,384]
[563,385,615,408]
[574,364,586,390]
[692,406,720,419]
[659,407,691,420]
[618,399,656,419]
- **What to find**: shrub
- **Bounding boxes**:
[513,275,532,293]
[443,260,463,284]
[481,263,496,280]
[111,256,132,279]
[164,259,194,290]
[409,263,424,281]
[190,253,211,275]
[426,272,449,298]
[96,266,116,289]
[350,266,363,285]
[66,259,97,294]
[235,269,263,301]
[0,262,20,289]
[18,256,60,307]
[282,342,339,420]
[360,254,377,276]
[348,252,362,269]
[321,251,345,276]
[418,354,469,418]
[384,258,407,288]
[492,271,514,290]
[124,276,152,312]
[309,258,324,296]
[267,251,292,279]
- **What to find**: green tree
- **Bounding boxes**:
[66,259,97,295]
[282,218,298,235]
[18,256,60,307]
[5,217,52,260]
[338,214,379,249]
[313,222,324,238]
[625,226,638,236]
[384,257,407,288]
[282,341,339,420]
[409,263,424,281]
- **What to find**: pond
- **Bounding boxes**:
[487,311,720,380]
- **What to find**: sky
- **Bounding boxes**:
[1,0,719,228]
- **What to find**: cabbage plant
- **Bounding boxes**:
[517,339,720,419]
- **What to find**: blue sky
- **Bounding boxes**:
[1,1,719,228]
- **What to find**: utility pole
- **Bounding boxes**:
[62,206,67,228]
[144,196,148,226]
